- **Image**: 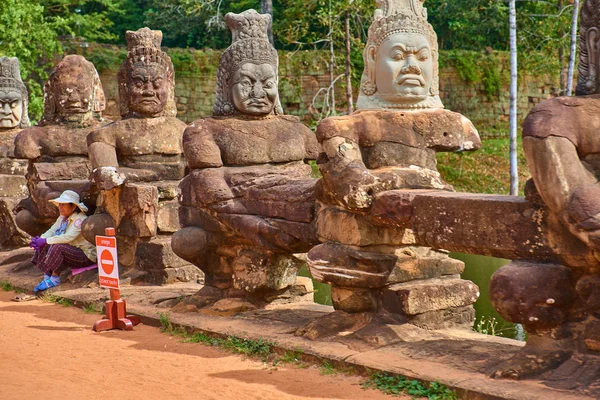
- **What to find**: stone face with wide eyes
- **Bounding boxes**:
[54,75,93,117]
[128,63,168,117]
[231,63,278,116]
[375,32,433,103]
[0,88,23,128]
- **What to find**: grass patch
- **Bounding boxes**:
[158,312,458,397]
[320,361,336,375]
[275,348,305,365]
[363,372,458,399]
[1,281,13,292]
[83,304,103,314]
[41,293,73,307]
[0,281,25,293]
[158,312,275,361]
[158,312,186,336]
[437,137,531,195]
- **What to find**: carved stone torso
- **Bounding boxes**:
[317,109,480,192]
[15,122,110,161]
[88,116,187,182]
[180,115,319,224]
[184,115,319,169]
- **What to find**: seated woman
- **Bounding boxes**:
[29,190,96,293]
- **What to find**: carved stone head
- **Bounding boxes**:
[357,0,442,110]
[214,9,283,117]
[0,57,29,129]
[577,0,600,95]
[118,27,176,119]
[40,55,105,126]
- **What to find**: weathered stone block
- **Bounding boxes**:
[157,200,180,233]
[331,287,378,313]
[407,305,476,330]
[156,180,180,200]
[115,184,158,238]
[264,276,315,304]
[316,204,416,246]
[0,175,27,197]
[307,242,397,288]
[387,247,465,284]
[147,265,204,285]
[32,162,90,181]
[232,250,302,293]
[383,278,479,316]
[0,158,27,176]
[135,235,189,271]
[385,190,596,266]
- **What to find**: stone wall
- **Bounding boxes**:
[85,45,560,137]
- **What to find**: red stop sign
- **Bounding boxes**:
[100,249,114,275]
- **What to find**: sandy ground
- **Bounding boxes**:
[0,290,402,400]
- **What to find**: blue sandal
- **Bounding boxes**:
[34,276,60,293]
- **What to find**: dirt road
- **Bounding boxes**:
[0,290,400,400]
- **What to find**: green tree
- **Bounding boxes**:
[144,0,260,48]
[0,0,61,120]
[427,0,509,50]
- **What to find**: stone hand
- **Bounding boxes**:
[91,166,126,191]
[326,162,379,211]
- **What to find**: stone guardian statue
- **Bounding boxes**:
[0,56,30,249]
[84,28,197,284]
[14,55,110,237]
[298,0,481,340]
[172,9,319,311]
[489,0,600,378]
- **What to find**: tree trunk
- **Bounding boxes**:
[261,0,274,45]
[344,11,354,114]
[558,0,566,94]
[566,0,580,96]
[509,0,519,196]
[328,0,336,115]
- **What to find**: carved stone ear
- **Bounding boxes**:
[586,27,599,92]
[361,44,378,96]
[366,44,377,84]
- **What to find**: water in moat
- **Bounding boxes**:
[299,252,525,340]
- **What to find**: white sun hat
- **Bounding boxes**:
[49,190,89,213]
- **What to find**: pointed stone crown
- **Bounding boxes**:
[0,56,26,92]
[369,0,433,46]
[222,10,277,75]
[227,9,271,42]
[124,27,170,68]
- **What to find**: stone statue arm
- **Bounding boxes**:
[13,128,41,159]
[301,129,321,161]
[182,122,224,169]
[87,129,125,190]
[524,135,600,253]
[317,117,379,211]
